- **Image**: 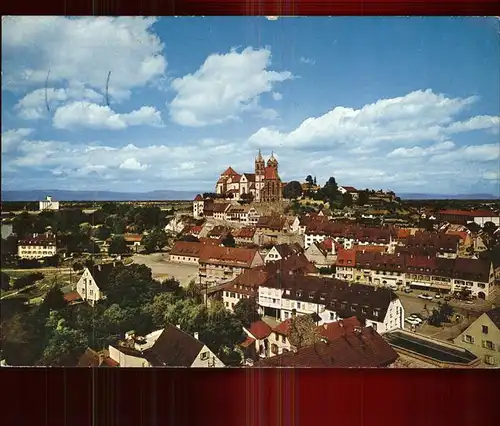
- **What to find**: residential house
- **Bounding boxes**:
[39,195,60,211]
[453,307,500,367]
[76,262,122,306]
[258,274,404,334]
[264,243,303,263]
[184,225,203,238]
[199,245,264,286]
[232,227,256,245]
[255,215,289,245]
[77,348,119,367]
[212,203,231,220]
[169,241,203,264]
[338,186,359,201]
[165,217,185,234]
[17,231,57,259]
[254,326,398,367]
[241,320,273,359]
[335,248,357,281]
[124,233,143,252]
[207,225,231,240]
[404,232,460,259]
[109,325,225,367]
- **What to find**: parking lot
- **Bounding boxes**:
[131,253,199,286]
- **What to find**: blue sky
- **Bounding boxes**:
[2,17,499,195]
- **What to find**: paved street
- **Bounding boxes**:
[132,253,199,286]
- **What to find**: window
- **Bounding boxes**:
[330,312,335,321]
[372,323,377,331]
[463,335,474,344]
[200,352,209,361]
[482,340,495,350]
[282,335,286,343]
[297,302,301,309]
[271,344,279,355]
[484,355,495,366]
[89,290,93,296]
[284,311,289,319]
[482,325,489,334]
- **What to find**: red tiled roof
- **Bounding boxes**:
[233,227,256,239]
[341,186,357,192]
[64,291,82,303]
[255,327,398,368]
[336,248,356,266]
[199,246,259,267]
[240,336,256,348]
[170,241,203,257]
[222,167,240,177]
[353,245,387,254]
[199,237,222,246]
[439,209,499,218]
[397,228,411,239]
[264,166,279,180]
[124,233,143,242]
[248,320,272,340]
[257,215,286,231]
[189,226,203,234]
[273,318,292,336]
[319,317,361,341]
[194,194,203,201]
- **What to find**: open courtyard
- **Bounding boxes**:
[131,253,199,286]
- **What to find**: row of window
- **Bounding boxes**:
[463,334,497,351]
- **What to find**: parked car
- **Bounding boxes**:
[434,294,441,299]
[405,317,420,326]
[410,313,425,321]
[404,288,413,294]
[409,315,423,324]
[466,300,474,305]
[418,294,433,300]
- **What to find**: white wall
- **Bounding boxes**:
[108,346,150,367]
[190,345,225,367]
[76,268,104,305]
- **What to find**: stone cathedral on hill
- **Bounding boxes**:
[215,151,283,202]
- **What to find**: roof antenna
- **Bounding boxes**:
[44,69,51,111]
[105,71,112,106]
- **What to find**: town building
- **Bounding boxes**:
[108,325,225,367]
[241,320,273,359]
[438,209,500,227]
[169,241,204,264]
[76,262,122,306]
[123,233,143,252]
[215,151,283,202]
[39,195,60,211]
[254,325,398,367]
[338,186,359,201]
[453,307,500,367]
[199,245,264,286]
[264,243,303,263]
[17,231,57,259]
[258,274,404,334]
[232,227,257,245]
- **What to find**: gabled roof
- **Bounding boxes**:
[340,186,357,192]
[272,243,303,259]
[439,209,499,218]
[257,215,287,231]
[194,194,203,201]
[143,324,205,367]
[88,262,122,289]
[264,166,280,180]
[319,317,361,341]
[77,348,119,367]
[247,320,272,340]
[255,327,398,367]
[199,246,259,268]
[222,167,240,177]
[485,307,500,329]
[170,241,204,257]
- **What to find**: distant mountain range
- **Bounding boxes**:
[1,189,201,202]
[398,193,499,200]
[1,189,498,202]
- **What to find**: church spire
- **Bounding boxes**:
[256,149,263,161]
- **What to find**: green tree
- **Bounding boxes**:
[41,285,67,311]
[143,292,180,328]
[341,193,353,208]
[283,181,303,200]
[95,225,112,241]
[357,190,370,206]
[322,177,340,205]
[221,234,236,247]
[1,272,10,291]
[233,297,260,328]
[288,314,321,349]
[104,264,154,307]
[73,262,83,272]
[111,217,126,235]
[483,221,497,236]
[108,236,129,255]
[142,229,168,253]
[39,312,88,366]
[439,302,453,322]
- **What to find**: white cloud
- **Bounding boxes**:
[1,128,34,153]
[119,158,150,171]
[2,17,166,101]
[248,89,494,149]
[272,92,283,101]
[483,171,499,181]
[387,141,455,158]
[300,57,316,65]
[52,101,163,130]
[15,83,104,120]
[429,144,500,163]
[169,47,293,127]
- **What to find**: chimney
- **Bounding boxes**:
[194,332,199,340]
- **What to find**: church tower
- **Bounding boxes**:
[267,151,278,171]
[255,150,265,202]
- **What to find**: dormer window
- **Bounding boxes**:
[285,289,290,295]
[308,292,315,300]
[297,290,302,298]
[373,309,380,318]
[320,293,326,301]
